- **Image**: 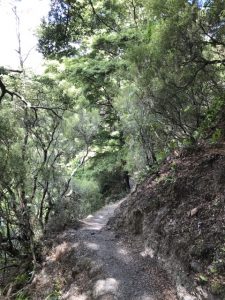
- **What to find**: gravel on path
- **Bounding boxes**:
[61,200,178,300]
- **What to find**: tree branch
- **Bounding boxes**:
[88,0,118,32]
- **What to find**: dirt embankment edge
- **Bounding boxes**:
[109,145,225,299]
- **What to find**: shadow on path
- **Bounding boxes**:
[60,200,178,300]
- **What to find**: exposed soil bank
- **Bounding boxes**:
[109,144,225,299]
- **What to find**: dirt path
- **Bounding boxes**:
[59,200,178,300]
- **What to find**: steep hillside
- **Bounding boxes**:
[109,144,225,299]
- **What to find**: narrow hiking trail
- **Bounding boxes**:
[57,200,178,300]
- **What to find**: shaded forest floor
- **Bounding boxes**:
[28,200,177,300]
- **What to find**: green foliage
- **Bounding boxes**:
[45,279,62,300]
[211,128,222,144]
[74,178,103,214]
[15,292,29,300]
[35,0,225,199]
[210,281,225,296]
[15,273,29,285]
[198,274,209,284]
[0,70,78,268]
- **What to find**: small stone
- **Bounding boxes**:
[190,261,202,273]
[188,207,199,217]
[191,207,198,216]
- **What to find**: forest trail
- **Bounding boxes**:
[57,199,178,300]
